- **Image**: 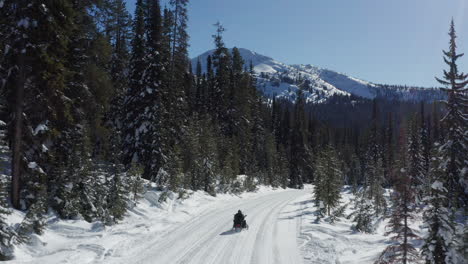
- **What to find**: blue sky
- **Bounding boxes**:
[125,0,468,87]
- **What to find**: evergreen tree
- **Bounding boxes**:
[352,194,375,233]
[3,0,75,209]
[198,118,218,195]
[124,0,166,181]
[127,164,145,205]
[419,103,432,198]
[123,0,147,167]
[17,182,47,239]
[211,22,232,129]
[375,160,420,264]
[106,163,128,224]
[0,121,13,260]
[422,148,461,264]
[105,0,132,149]
[434,19,468,210]
[289,90,308,189]
[314,145,342,216]
[364,100,386,215]
[407,117,424,204]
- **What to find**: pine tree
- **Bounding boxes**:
[124,0,166,181]
[434,19,468,210]
[198,118,218,195]
[364,99,386,215]
[0,121,13,260]
[289,90,308,189]
[123,0,147,167]
[52,156,80,219]
[17,182,47,239]
[421,148,461,264]
[168,0,190,123]
[276,144,290,188]
[105,0,132,149]
[383,113,395,187]
[352,194,375,233]
[211,22,232,129]
[106,163,128,224]
[407,116,424,204]
[375,161,420,264]
[314,145,342,216]
[127,164,145,205]
[3,0,75,209]
[419,103,431,198]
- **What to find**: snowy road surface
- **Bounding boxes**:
[10,187,390,264]
[9,187,310,264]
[116,189,307,264]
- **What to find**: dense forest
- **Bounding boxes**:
[0,0,466,263]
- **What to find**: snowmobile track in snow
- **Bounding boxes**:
[116,189,307,264]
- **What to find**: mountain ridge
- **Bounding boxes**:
[191,48,443,103]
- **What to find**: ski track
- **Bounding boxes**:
[113,189,307,264]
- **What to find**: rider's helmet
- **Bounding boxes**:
[238,210,242,214]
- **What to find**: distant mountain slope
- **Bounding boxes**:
[191,48,443,103]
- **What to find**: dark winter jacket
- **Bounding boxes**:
[234,212,244,224]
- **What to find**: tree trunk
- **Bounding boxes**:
[11,52,26,209]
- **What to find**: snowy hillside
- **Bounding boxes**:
[6,185,426,264]
[191,48,442,103]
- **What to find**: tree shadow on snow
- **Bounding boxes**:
[292,199,314,206]
[277,210,315,221]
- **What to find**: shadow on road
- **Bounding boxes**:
[220,229,240,236]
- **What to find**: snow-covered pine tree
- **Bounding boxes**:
[16,180,47,239]
[364,99,386,215]
[211,22,232,129]
[123,0,147,169]
[106,163,128,224]
[166,0,189,138]
[351,195,375,233]
[276,145,290,189]
[127,163,145,205]
[0,195,13,260]
[407,116,425,205]
[51,156,80,219]
[382,113,395,187]
[3,0,75,210]
[198,118,218,196]
[419,103,432,198]
[0,120,14,260]
[434,19,468,210]
[180,118,201,191]
[289,90,308,189]
[264,133,280,187]
[422,148,461,264]
[375,159,421,264]
[104,0,132,151]
[314,144,342,216]
[249,77,268,183]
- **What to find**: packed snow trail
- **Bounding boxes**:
[9,187,394,263]
[114,189,306,264]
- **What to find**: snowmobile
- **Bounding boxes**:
[233,214,248,232]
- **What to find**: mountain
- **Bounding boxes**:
[191,48,443,103]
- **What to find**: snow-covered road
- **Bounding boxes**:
[116,189,307,264]
[10,187,392,264]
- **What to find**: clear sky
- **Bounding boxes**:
[125,0,468,87]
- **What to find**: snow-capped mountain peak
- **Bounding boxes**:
[191,48,442,103]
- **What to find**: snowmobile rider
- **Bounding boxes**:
[233,210,247,228]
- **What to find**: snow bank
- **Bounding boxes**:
[297,186,425,264]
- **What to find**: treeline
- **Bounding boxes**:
[0,0,291,258]
[307,21,467,264]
